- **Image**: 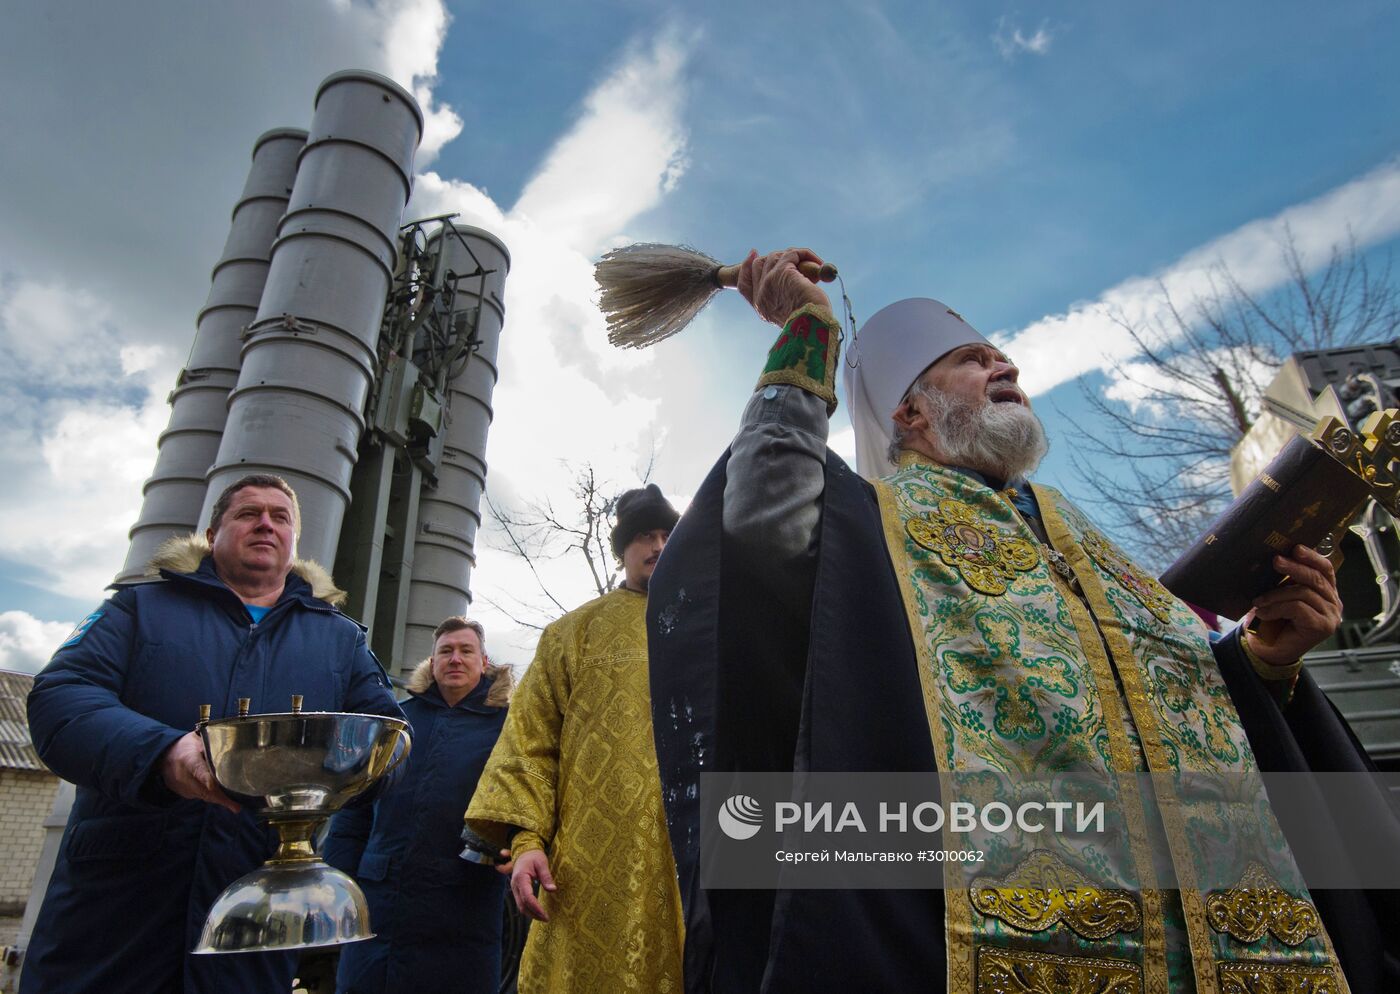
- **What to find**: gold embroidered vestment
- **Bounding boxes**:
[466,588,683,993]
[876,455,1345,994]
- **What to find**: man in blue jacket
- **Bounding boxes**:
[324,616,513,994]
[23,473,404,994]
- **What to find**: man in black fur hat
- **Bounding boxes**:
[467,483,687,992]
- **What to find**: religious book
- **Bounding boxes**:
[1160,433,1372,620]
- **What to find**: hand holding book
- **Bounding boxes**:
[1161,412,1400,622]
[1240,545,1344,668]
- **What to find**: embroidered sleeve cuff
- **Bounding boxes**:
[756,304,842,414]
[1238,629,1302,707]
[510,829,546,860]
[1240,631,1304,682]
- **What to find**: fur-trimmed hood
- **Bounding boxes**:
[406,658,513,708]
[146,533,347,607]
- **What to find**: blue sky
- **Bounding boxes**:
[1,1,1398,670]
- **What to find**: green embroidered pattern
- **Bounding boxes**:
[1083,529,1174,624]
[879,459,1340,989]
[761,311,831,380]
[1049,498,1254,776]
[887,467,1112,776]
[755,304,840,412]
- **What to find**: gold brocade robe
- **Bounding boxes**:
[466,587,684,994]
[879,454,1346,994]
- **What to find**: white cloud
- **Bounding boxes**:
[1102,346,1275,417]
[994,18,1056,60]
[314,0,463,163]
[119,343,166,376]
[512,31,691,257]
[998,157,1400,398]
[0,276,175,604]
[0,282,123,388]
[0,611,76,675]
[411,174,507,229]
[405,31,695,664]
[373,0,462,163]
[13,383,177,601]
[0,216,182,606]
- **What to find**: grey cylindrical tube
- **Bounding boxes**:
[202,72,423,567]
[116,128,306,583]
[401,225,510,667]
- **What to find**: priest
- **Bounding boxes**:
[646,248,1400,993]
[467,485,685,993]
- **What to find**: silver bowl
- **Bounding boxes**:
[193,705,410,954]
[195,862,371,954]
[201,710,409,819]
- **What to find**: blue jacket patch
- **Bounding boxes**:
[59,609,104,649]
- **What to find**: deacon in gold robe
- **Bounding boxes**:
[466,485,685,993]
[647,249,1400,993]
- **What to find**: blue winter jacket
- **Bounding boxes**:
[22,542,404,994]
[324,670,510,994]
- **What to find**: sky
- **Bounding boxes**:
[2,0,1398,672]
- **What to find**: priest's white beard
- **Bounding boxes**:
[919,386,1049,485]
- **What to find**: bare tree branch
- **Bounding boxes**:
[473,591,548,633]
[484,491,570,616]
[1066,233,1400,570]
[480,449,660,628]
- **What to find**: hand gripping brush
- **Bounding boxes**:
[595,243,838,349]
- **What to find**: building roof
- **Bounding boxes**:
[0,669,48,772]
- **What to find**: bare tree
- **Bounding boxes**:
[478,454,656,630]
[1065,233,1400,569]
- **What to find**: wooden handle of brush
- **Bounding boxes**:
[714,260,838,287]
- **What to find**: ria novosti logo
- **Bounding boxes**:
[717,795,764,840]
[715,794,1107,840]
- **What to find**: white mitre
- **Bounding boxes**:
[841,297,990,480]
